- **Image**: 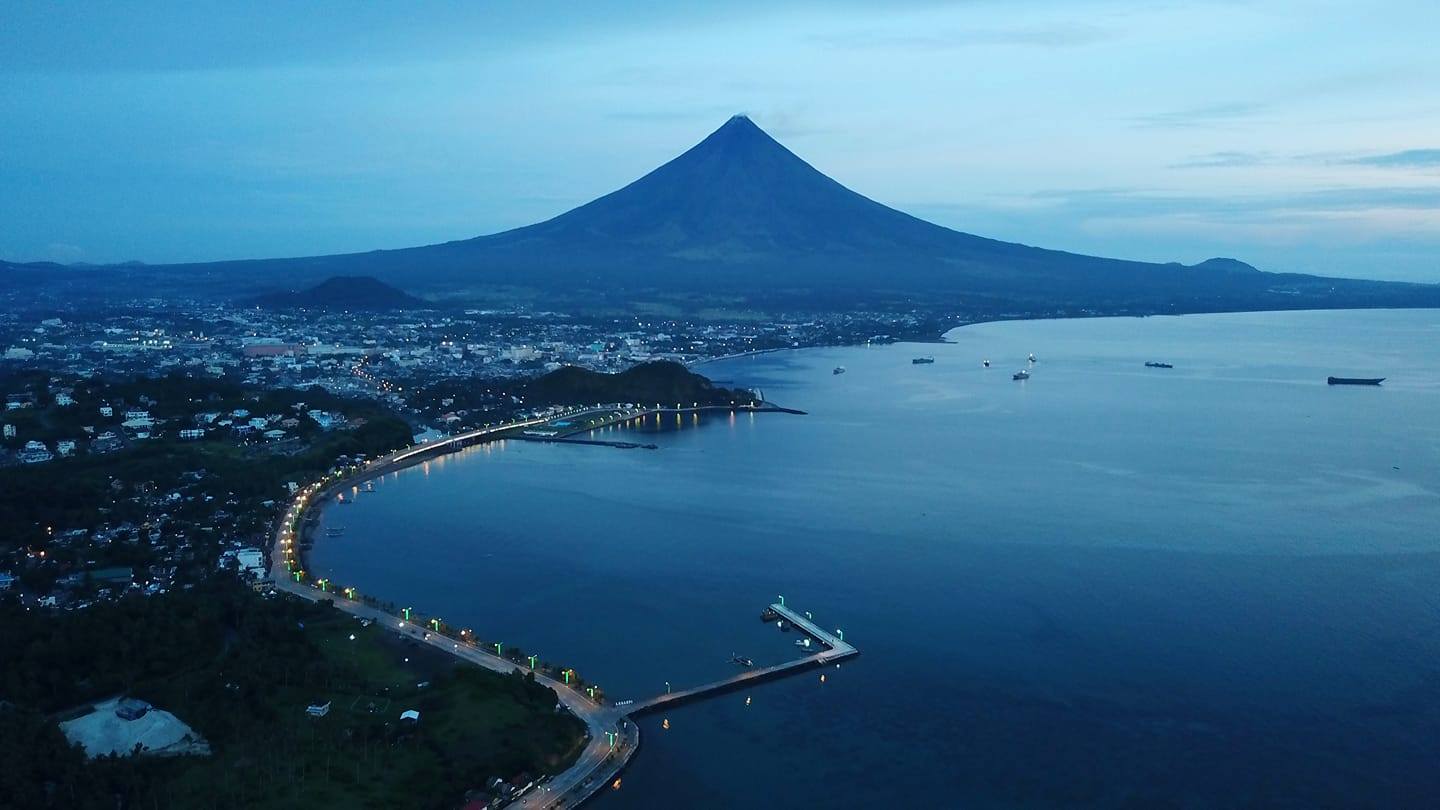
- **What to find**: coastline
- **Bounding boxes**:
[267,401,795,808]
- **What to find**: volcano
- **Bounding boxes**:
[7,115,1438,311]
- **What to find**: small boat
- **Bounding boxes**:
[1028,353,1037,363]
[1145,362,1174,369]
[832,366,846,375]
[911,357,935,365]
[982,359,991,368]
[795,638,813,649]
[364,481,375,492]
[1013,369,1030,381]
[1327,376,1384,386]
[731,654,755,668]
[326,527,346,536]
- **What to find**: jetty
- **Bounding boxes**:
[621,602,858,716]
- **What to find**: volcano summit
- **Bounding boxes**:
[7,116,1438,313]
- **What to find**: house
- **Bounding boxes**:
[88,567,133,585]
[307,409,345,430]
[55,392,76,406]
[19,440,53,463]
[263,429,286,440]
[400,709,420,723]
[124,409,150,421]
[220,548,265,578]
[6,392,36,410]
[179,428,205,440]
[0,571,16,590]
[305,701,331,718]
[2,423,14,439]
[56,440,77,456]
[99,405,114,418]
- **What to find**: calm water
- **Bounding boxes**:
[314,310,1440,808]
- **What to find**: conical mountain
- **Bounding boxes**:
[9,115,1436,311]
[429,114,1239,295]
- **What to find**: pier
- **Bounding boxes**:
[621,602,858,716]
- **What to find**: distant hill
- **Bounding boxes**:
[6,116,1439,314]
[522,361,753,407]
[246,276,429,310]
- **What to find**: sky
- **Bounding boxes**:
[2,0,1438,282]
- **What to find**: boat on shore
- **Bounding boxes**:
[1013,369,1030,381]
[1145,362,1174,369]
[911,357,935,364]
[1327,376,1384,385]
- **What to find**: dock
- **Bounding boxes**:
[621,603,857,716]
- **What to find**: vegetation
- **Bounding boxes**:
[0,580,584,809]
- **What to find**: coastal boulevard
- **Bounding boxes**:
[267,399,809,808]
[264,571,637,809]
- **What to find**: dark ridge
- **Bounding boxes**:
[245,275,429,310]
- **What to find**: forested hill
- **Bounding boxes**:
[522,361,754,407]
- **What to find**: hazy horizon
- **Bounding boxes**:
[3,1,1438,283]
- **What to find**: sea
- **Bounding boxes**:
[312,309,1440,808]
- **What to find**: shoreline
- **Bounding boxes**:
[268,401,796,808]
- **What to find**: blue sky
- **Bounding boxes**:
[2,0,1437,281]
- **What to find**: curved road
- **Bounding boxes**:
[268,402,776,806]
[267,572,636,808]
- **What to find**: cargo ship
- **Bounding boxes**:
[1327,376,1384,385]
[912,357,935,364]
[1145,362,1173,369]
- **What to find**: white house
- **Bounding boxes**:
[19,440,53,463]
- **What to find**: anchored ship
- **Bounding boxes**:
[1327,376,1384,385]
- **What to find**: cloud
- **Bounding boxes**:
[1131,101,1266,129]
[1344,149,1440,169]
[43,242,86,263]
[816,22,1115,51]
[1169,151,1269,169]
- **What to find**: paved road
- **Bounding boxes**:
[267,574,635,808]
[266,403,774,808]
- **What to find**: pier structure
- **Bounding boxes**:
[620,602,858,716]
